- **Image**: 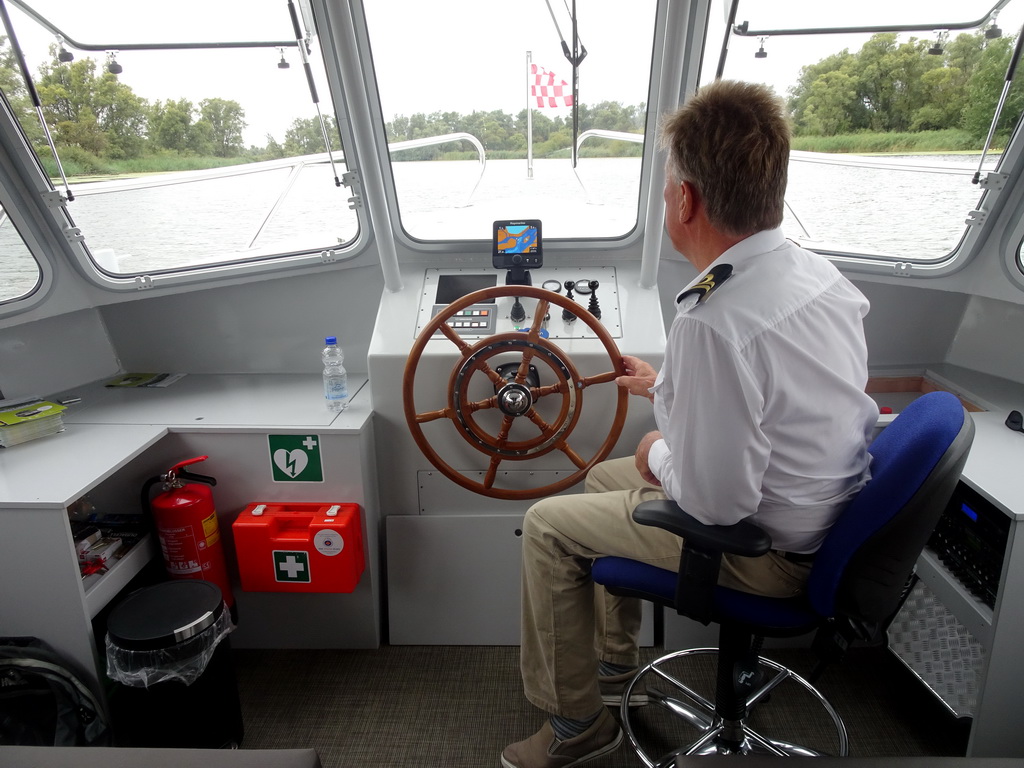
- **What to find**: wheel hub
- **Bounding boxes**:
[497,382,533,416]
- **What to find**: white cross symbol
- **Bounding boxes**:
[279,555,306,579]
[302,436,318,450]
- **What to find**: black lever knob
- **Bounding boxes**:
[510,296,526,323]
[562,280,577,322]
[587,280,601,319]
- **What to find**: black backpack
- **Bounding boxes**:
[0,637,109,746]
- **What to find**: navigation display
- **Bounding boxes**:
[493,219,543,270]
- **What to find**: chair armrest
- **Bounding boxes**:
[633,500,772,557]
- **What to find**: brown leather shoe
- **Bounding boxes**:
[500,707,622,768]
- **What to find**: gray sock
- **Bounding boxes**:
[550,711,600,740]
[598,660,634,677]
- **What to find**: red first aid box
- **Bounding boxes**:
[232,502,364,593]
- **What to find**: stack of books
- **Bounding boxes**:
[0,397,67,447]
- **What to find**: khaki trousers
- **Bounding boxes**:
[519,456,810,718]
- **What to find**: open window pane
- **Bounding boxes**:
[0,202,41,302]
[2,0,357,276]
[706,0,1023,262]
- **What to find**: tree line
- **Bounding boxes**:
[2,30,1022,176]
[788,30,1024,138]
[0,41,346,173]
[385,102,646,160]
[0,39,644,173]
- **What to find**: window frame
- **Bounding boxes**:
[0,0,374,298]
[356,0,665,265]
[704,0,1023,280]
[0,91,55,314]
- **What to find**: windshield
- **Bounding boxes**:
[363,0,658,242]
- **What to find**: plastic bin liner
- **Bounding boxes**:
[105,588,233,688]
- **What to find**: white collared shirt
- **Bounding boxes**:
[647,228,878,553]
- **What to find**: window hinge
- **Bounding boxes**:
[133,275,154,290]
[42,190,69,210]
[978,171,1009,191]
[893,262,913,277]
[966,209,987,227]
[342,170,363,211]
[62,225,84,243]
[320,249,338,264]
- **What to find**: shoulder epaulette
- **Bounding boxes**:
[676,263,734,310]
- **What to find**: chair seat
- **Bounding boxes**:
[593,556,821,636]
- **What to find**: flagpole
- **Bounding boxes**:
[526,50,534,179]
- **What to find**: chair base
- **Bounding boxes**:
[620,648,849,768]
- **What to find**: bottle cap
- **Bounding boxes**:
[325,336,337,345]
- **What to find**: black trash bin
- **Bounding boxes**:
[105,580,243,748]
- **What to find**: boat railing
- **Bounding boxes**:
[388,132,487,207]
[790,149,983,176]
[570,128,813,239]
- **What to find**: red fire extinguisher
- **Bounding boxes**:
[142,455,235,609]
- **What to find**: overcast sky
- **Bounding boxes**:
[5,0,1023,146]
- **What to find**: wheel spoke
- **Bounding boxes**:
[466,395,500,413]
[495,413,516,443]
[482,454,502,489]
[557,440,588,469]
[527,299,550,341]
[578,370,619,388]
[530,382,565,400]
[515,349,538,383]
[525,408,553,433]
[415,407,453,424]
[476,359,508,388]
[484,418,515,490]
[438,321,472,354]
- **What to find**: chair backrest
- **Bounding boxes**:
[806,390,974,623]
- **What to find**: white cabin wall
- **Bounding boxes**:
[946,294,1024,383]
[655,257,969,371]
[0,308,120,399]
[98,264,384,375]
[853,279,968,367]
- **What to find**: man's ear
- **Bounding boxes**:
[679,180,699,223]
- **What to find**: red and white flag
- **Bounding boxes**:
[530,64,574,108]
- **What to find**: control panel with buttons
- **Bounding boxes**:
[417,266,621,340]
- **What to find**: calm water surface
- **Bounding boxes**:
[0,154,997,299]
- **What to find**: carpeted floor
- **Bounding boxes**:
[231,643,969,767]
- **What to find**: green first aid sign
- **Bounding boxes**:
[273,551,311,583]
[268,435,324,482]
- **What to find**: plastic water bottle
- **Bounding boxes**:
[322,336,348,412]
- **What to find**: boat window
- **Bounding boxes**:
[363,0,658,242]
[0,0,359,280]
[705,0,1023,265]
[0,201,41,303]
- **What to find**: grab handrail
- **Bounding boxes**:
[388,132,487,206]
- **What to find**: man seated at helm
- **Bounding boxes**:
[501,79,879,768]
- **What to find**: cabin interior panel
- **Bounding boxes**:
[854,279,969,369]
[946,293,1024,384]
[0,307,119,399]
[97,265,384,376]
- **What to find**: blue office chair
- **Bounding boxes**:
[592,390,974,765]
